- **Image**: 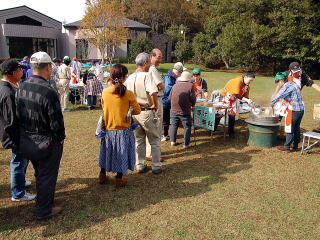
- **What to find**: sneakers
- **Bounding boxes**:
[183,144,190,149]
[63,108,70,112]
[115,177,127,188]
[152,168,163,174]
[161,135,170,142]
[11,192,36,202]
[25,180,32,187]
[170,142,177,146]
[98,172,108,184]
[37,206,62,221]
[138,165,150,174]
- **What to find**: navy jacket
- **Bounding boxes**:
[0,80,20,149]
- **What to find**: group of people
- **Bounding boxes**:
[1,47,319,221]
[1,52,65,220]
[0,48,206,220]
[18,56,105,111]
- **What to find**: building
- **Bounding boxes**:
[63,19,152,60]
[0,5,62,59]
[0,5,172,61]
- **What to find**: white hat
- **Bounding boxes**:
[177,71,192,82]
[30,52,53,64]
[173,62,187,73]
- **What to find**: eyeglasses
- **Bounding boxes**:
[193,74,200,76]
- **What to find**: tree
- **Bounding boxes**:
[174,40,193,62]
[192,0,320,73]
[125,0,205,34]
[128,36,153,62]
[80,0,128,64]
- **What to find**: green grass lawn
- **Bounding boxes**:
[1,68,320,239]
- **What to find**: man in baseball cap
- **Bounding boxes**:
[16,51,65,220]
[0,60,36,202]
[0,60,26,75]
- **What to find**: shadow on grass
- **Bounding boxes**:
[0,141,257,237]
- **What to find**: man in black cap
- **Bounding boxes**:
[0,60,36,201]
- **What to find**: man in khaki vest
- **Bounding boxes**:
[125,53,162,174]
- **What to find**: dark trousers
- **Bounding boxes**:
[31,141,63,217]
[284,110,304,149]
[163,107,171,136]
[228,114,236,134]
[170,113,192,146]
[87,95,97,106]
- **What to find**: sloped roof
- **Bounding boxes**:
[64,18,151,30]
[0,5,61,24]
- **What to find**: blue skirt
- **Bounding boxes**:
[98,128,135,174]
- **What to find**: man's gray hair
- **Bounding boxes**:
[30,63,51,71]
[135,53,150,67]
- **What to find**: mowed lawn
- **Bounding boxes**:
[0,66,320,239]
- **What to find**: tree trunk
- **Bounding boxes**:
[223,59,229,69]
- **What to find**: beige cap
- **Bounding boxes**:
[177,71,192,82]
[30,51,53,64]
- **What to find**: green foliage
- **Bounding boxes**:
[128,36,153,62]
[165,25,189,44]
[174,40,193,62]
[192,0,320,73]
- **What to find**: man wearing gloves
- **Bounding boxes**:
[220,71,255,137]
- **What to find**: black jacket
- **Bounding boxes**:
[16,76,65,142]
[0,80,20,149]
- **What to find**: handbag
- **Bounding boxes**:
[19,132,52,161]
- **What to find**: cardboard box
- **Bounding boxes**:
[314,104,320,120]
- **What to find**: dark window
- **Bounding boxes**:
[6,16,42,26]
[76,39,88,59]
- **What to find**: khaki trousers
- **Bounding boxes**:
[57,79,70,110]
[146,97,163,157]
[134,110,162,171]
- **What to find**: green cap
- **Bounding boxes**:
[81,69,88,73]
[192,68,201,74]
[275,72,287,81]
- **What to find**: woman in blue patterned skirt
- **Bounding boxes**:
[99,64,141,187]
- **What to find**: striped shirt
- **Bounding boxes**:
[16,75,65,142]
[271,81,304,112]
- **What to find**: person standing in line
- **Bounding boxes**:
[57,56,71,111]
[84,70,104,110]
[0,60,36,202]
[161,62,184,141]
[98,64,141,187]
[71,57,82,83]
[16,52,65,220]
[169,71,196,148]
[49,58,61,93]
[19,56,31,82]
[146,49,165,162]
[125,53,162,174]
